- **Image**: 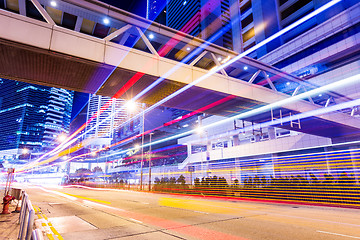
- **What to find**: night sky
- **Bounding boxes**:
[99,0,147,17]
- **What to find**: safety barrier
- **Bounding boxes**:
[31,229,44,240]
[18,191,35,240]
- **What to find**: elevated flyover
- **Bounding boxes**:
[0,0,360,139]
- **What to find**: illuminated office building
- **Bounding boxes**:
[165,0,233,49]
[164,0,358,64]
[0,79,73,159]
[85,95,128,141]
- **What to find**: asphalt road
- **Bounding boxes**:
[24,185,360,240]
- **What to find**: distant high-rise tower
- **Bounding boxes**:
[165,0,233,50]
[85,95,128,140]
[0,79,74,159]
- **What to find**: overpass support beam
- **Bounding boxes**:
[29,0,55,25]
[19,0,26,16]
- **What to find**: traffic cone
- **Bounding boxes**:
[13,197,22,213]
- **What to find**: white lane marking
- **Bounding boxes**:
[194,210,209,214]
[38,187,77,201]
[317,230,360,239]
[129,218,143,224]
[82,200,124,211]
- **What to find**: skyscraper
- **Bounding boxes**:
[165,0,233,49]
[229,0,358,59]
[0,79,74,160]
[85,95,128,143]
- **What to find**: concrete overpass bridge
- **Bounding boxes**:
[0,0,360,140]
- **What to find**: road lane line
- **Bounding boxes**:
[58,192,111,204]
[129,218,143,224]
[194,210,209,214]
[47,233,55,240]
[33,205,64,240]
[317,230,360,239]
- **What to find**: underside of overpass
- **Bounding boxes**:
[1,38,360,140]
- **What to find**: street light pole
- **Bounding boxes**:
[140,110,145,190]
[148,132,153,191]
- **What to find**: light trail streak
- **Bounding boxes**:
[17,0,343,172]
[103,73,360,160]
[19,94,235,171]
[20,81,360,173]
[58,0,337,149]
[33,1,234,166]
[94,0,345,160]
[65,0,339,155]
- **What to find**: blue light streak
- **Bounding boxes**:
[21,0,343,170]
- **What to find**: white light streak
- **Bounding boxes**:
[22,0,342,169]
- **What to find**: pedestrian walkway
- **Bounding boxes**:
[0,203,20,240]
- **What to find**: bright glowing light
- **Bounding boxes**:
[62,156,68,160]
[134,144,140,149]
[183,1,187,5]
[125,100,137,113]
[186,47,191,51]
[286,82,290,86]
[183,124,189,128]
[103,18,110,25]
[22,148,29,154]
[196,127,204,134]
[91,152,96,156]
[244,66,248,70]
[319,94,322,97]
[58,134,67,142]
[50,1,57,7]
[148,34,154,39]
[217,57,222,61]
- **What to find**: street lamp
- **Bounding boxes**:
[22,148,31,161]
[196,126,209,178]
[58,133,67,142]
[126,100,145,190]
[140,109,145,190]
[58,133,69,173]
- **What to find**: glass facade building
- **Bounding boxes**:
[0,78,73,159]
[165,0,233,49]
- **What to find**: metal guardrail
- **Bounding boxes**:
[32,229,44,240]
[18,191,35,240]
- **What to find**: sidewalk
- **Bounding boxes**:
[0,203,20,240]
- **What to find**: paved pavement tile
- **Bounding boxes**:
[0,204,20,240]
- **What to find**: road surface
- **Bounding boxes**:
[25,185,360,240]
